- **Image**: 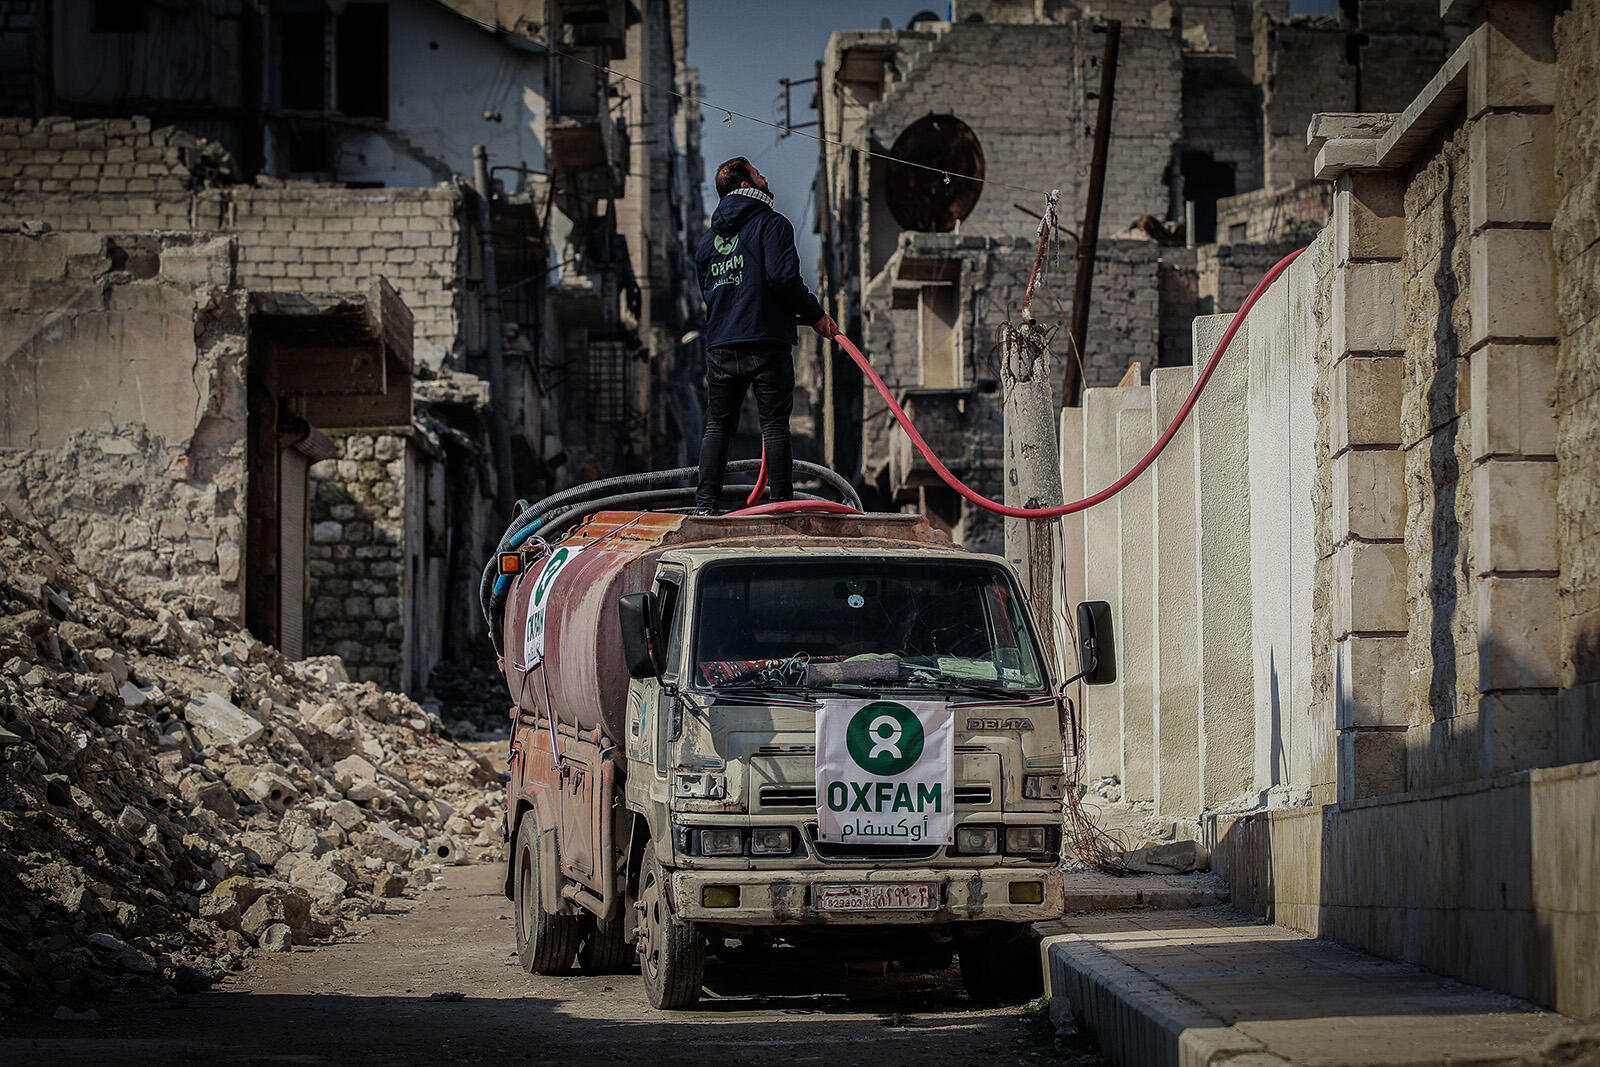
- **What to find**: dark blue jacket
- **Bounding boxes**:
[696,191,825,349]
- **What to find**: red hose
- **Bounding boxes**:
[746,447,768,507]
[729,499,859,517]
[726,244,1304,522]
[836,245,1305,519]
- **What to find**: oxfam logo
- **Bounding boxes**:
[845,701,924,776]
[713,234,739,255]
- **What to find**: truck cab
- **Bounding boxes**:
[500,510,1115,1009]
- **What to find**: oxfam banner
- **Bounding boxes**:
[816,699,953,845]
[521,544,583,669]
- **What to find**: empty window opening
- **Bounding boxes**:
[337,4,389,119]
[279,13,328,111]
[1181,151,1235,244]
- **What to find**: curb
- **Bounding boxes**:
[1040,931,1288,1067]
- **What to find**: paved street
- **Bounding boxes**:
[2,863,1104,1066]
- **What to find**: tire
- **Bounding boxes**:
[635,852,705,1009]
[513,811,581,975]
[578,914,636,974]
[958,933,1043,1004]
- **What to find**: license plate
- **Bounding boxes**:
[814,883,936,911]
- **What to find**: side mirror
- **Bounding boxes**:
[618,592,659,680]
[1075,600,1117,686]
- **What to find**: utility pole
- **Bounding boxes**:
[1063,18,1120,409]
[1003,320,1063,672]
[1004,191,1065,667]
[473,145,516,523]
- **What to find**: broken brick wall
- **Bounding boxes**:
[858,232,1165,553]
[0,118,469,366]
[307,434,410,687]
[0,232,250,617]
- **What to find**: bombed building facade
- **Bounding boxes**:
[807,0,1453,551]
[0,0,705,692]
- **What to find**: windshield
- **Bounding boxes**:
[691,559,1046,693]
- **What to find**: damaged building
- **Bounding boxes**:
[0,0,705,692]
[807,0,1452,551]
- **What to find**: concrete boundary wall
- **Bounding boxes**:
[1078,385,1152,784]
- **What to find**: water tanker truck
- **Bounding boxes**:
[481,465,1117,1009]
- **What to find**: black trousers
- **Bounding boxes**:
[695,343,795,509]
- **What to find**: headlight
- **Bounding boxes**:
[750,827,794,855]
[1023,774,1065,799]
[1005,826,1048,854]
[698,828,744,856]
[954,825,999,854]
[674,772,728,799]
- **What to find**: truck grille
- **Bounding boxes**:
[802,823,941,863]
[759,785,992,808]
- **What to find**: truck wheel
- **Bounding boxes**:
[578,915,635,975]
[958,934,1043,1003]
[514,811,580,975]
[636,853,705,1009]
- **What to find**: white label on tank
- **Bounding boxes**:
[522,544,583,669]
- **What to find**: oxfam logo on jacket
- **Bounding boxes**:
[845,701,925,775]
[713,234,739,255]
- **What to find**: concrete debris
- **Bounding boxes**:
[0,510,504,1015]
[258,924,293,953]
[1122,840,1211,875]
[184,692,265,749]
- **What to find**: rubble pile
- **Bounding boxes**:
[0,510,505,1013]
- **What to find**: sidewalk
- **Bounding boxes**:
[1037,907,1583,1067]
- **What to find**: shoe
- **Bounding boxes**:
[692,506,718,516]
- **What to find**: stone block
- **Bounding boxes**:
[1468,344,1557,460]
[1333,261,1405,354]
[1476,576,1560,689]
[1469,228,1556,346]
[1483,691,1559,776]
[184,692,264,749]
[1330,356,1402,455]
[1467,3,1557,118]
[1338,727,1408,802]
[1332,449,1406,542]
[1336,635,1409,728]
[1471,459,1557,574]
[1469,111,1555,230]
[1334,171,1405,262]
[1332,541,1408,638]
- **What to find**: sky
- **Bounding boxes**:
[686,0,1341,286]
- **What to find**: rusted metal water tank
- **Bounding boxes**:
[500,513,683,741]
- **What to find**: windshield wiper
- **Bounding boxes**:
[709,682,878,699]
[900,676,1020,700]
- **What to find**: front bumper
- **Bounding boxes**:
[671,866,1064,925]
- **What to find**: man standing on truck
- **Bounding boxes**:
[693,156,839,515]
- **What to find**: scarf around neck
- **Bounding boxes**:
[728,186,774,208]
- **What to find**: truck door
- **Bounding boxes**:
[633,566,684,777]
